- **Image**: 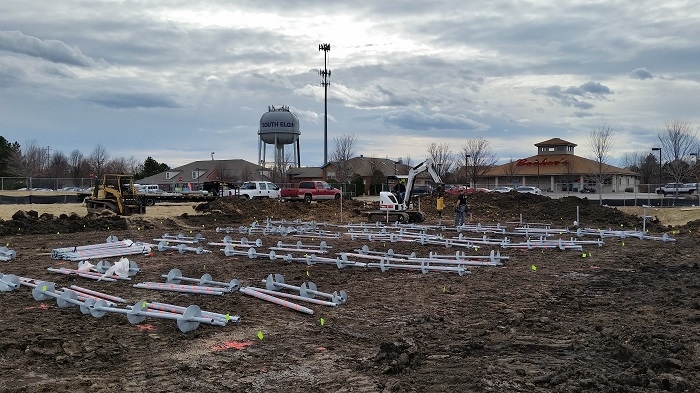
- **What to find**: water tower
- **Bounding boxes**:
[258,105,301,173]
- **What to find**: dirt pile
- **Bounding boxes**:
[0,192,673,237]
[0,210,130,236]
[193,193,666,232]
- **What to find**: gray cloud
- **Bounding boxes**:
[0,30,100,67]
[86,92,181,109]
[382,108,490,132]
[630,68,654,80]
[535,82,613,110]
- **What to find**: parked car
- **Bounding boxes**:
[492,186,514,193]
[580,186,596,193]
[516,186,542,195]
[411,185,434,197]
[465,187,490,194]
[444,185,467,195]
[280,181,341,202]
[655,182,697,195]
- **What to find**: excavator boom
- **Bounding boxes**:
[366,159,444,223]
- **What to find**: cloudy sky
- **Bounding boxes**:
[1,1,698,169]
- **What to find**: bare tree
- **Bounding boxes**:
[272,151,294,183]
[502,157,521,187]
[366,157,385,195]
[588,125,615,203]
[104,157,136,174]
[427,142,454,179]
[87,144,110,178]
[240,164,253,182]
[330,134,357,183]
[17,139,47,177]
[561,160,577,193]
[125,156,142,175]
[621,150,655,192]
[658,120,699,193]
[212,161,230,182]
[48,151,71,178]
[461,138,498,187]
[69,149,84,178]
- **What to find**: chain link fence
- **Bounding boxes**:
[0,177,94,191]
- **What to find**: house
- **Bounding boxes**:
[481,138,639,192]
[320,156,433,196]
[138,159,264,192]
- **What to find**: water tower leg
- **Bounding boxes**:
[258,139,263,172]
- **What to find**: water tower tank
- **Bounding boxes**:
[258,105,301,173]
[259,106,300,145]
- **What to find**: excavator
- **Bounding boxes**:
[365,159,445,223]
[84,174,146,215]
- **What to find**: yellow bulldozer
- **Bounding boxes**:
[84,174,146,215]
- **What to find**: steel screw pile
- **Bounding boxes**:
[270,240,331,254]
[161,268,240,292]
[133,282,227,295]
[52,236,151,261]
[0,246,17,262]
[157,233,206,243]
[263,273,347,305]
[156,240,211,254]
[207,236,263,248]
[0,273,20,292]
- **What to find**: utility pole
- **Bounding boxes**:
[319,43,331,166]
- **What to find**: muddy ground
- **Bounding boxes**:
[0,192,698,392]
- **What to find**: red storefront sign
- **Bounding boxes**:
[516,158,567,166]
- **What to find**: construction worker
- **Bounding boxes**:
[454,188,468,227]
[393,179,407,203]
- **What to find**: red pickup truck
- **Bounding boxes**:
[280,181,342,203]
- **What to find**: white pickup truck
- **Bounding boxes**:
[223,181,280,199]
[655,182,698,195]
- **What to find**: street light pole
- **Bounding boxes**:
[535,159,540,189]
[652,147,661,191]
[465,154,471,187]
[691,152,699,206]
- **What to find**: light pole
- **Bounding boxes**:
[535,159,540,189]
[691,152,699,206]
[652,147,661,192]
[465,154,471,187]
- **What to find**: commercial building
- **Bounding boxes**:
[482,138,639,192]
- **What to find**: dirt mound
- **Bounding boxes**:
[193,193,666,232]
[193,197,368,223]
[0,210,129,236]
[0,193,673,236]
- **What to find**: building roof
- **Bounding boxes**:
[535,138,577,147]
[484,154,638,177]
[139,159,262,184]
[287,166,325,179]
